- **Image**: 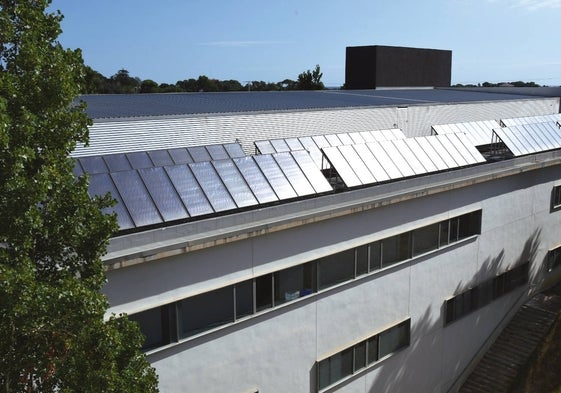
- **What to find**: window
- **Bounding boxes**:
[356,246,369,276]
[552,185,561,211]
[317,249,355,290]
[317,319,410,391]
[412,222,440,256]
[381,233,411,267]
[255,274,273,312]
[235,279,254,319]
[548,246,561,272]
[129,305,174,350]
[445,262,529,325]
[274,262,315,305]
[457,211,482,240]
[178,286,234,338]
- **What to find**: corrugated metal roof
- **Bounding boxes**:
[80,89,539,120]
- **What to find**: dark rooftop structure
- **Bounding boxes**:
[80,88,538,120]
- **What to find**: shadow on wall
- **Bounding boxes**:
[314,229,544,393]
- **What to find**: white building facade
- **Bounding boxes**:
[81,90,561,393]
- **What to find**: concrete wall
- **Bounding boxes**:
[104,163,561,392]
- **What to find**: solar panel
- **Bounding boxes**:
[73,160,84,176]
[233,156,278,204]
[104,153,132,172]
[299,136,325,169]
[168,148,193,164]
[138,167,189,222]
[391,139,426,175]
[354,143,390,182]
[453,133,487,163]
[272,152,316,196]
[290,150,333,193]
[366,142,403,179]
[432,120,498,146]
[322,146,362,187]
[437,135,469,166]
[426,137,457,168]
[338,145,375,184]
[79,156,108,174]
[501,114,561,127]
[270,139,291,153]
[190,161,237,212]
[414,137,448,171]
[325,134,343,147]
[188,146,212,162]
[378,140,414,177]
[403,138,438,173]
[255,140,276,155]
[494,122,561,156]
[212,159,258,208]
[348,132,366,144]
[165,165,214,217]
[285,138,304,151]
[223,143,245,158]
[254,154,297,200]
[359,131,376,143]
[126,152,153,169]
[148,150,174,167]
[111,170,162,227]
[337,133,354,145]
[88,173,134,230]
[206,144,230,161]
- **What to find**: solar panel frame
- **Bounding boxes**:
[348,132,366,144]
[404,138,438,173]
[538,123,561,147]
[426,137,458,168]
[452,133,486,163]
[525,124,550,151]
[359,131,376,143]
[138,167,189,222]
[111,170,163,227]
[493,129,524,156]
[298,136,325,169]
[337,133,354,145]
[88,173,135,230]
[190,161,237,212]
[270,138,291,153]
[253,154,298,200]
[437,134,469,166]
[272,152,316,196]
[164,164,214,217]
[212,159,259,208]
[285,137,305,151]
[233,156,279,204]
[290,150,333,193]
[325,134,343,147]
[531,123,556,149]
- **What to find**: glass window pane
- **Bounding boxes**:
[318,359,331,391]
[367,336,379,364]
[235,280,254,319]
[356,246,368,276]
[458,211,481,239]
[329,348,353,385]
[255,274,272,312]
[369,241,382,271]
[274,263,315,306]
[178,286,234,338]
[354,341,366,371]
[381,234,411,267]
[379,320,410,358]
[318,249,355,290]
[449,217,459,243]
[412,223,440,256]
[129,306,171,350]
[439,220,450,247]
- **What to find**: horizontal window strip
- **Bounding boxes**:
[130,210,482,351]
[444,261,529,325]
[317,319,411,392]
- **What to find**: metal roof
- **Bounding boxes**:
[80,89,539,119]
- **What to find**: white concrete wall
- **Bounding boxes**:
[104,164,561,393]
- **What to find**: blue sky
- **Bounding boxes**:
[53,0,561,87]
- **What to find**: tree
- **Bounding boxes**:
[140,79,160,93]
[110,69,140,93]
[0,1,158,391]
[297,64,324,90]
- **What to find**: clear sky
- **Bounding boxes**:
[52,0,561,87]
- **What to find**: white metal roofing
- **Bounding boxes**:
[500,113,561,127]
[431,120,500,147]
[492,122,561,157]
[321,133,485,188]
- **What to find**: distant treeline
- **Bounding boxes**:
[82,65,325,94]
[452,81,543,88]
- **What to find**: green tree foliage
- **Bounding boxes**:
[0,1,158,391]
[297,64,325,90]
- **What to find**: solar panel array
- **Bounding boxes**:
[254,129,406,169]
[432,120,500,147]
[492,122,561,157]
[74,143,245,176]
[500,114,561,127]
[87,151,333,230]
[322,133,486,188]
